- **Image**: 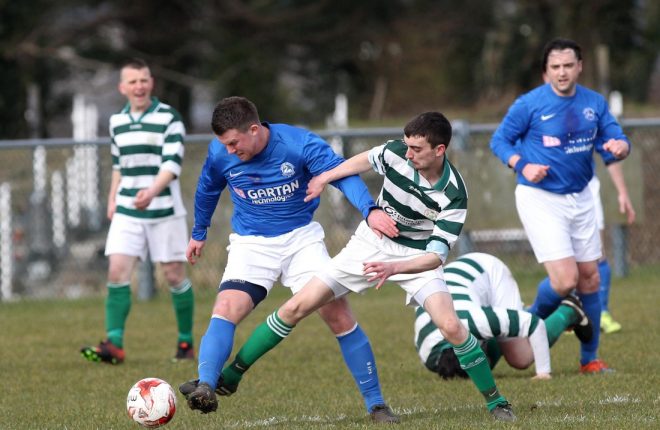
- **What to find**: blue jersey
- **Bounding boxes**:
[192,122,377,239]
[490,84,629,194]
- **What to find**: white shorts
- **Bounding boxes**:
[105,214,188,262]
[515,184,601,263]
[456,253,523,309]
[221,222,329,294]
[588,175,605,231]
[318,221,449,307]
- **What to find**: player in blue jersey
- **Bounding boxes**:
[179,96,398,423]
[490,38,631,374]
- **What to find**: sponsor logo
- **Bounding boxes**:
[359,379,373,385]
[239,180,300,204]
[280,162,295,177]
[383,206,425,226]
[229,170,245,178]
[583,107,596,121]
[540,113,556,121]
[564,143,593,154]
[542,135,561,147]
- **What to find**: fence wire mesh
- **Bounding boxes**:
[0,120,658,299]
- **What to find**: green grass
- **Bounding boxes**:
[1,267,659,429]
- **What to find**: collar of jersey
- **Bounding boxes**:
[121,97,160,123]
[411,156,450,191]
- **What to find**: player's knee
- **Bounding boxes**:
[317,298,356,334]
[438,317,466,344]
[577,269,600,294]
[280,298,309,325]
[210,280,267,321]
[162,262,185,286]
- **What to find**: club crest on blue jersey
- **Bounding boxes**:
[583,107,596,121]
[280,162,295,177]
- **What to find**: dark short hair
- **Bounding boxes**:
[211,96,260,136]
[403,112,452,149]
[120,57,149,71]
[542,38,582,72]
[434,348,468,380]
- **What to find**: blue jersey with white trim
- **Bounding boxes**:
[192,122,376,239]
[490,84,629,194]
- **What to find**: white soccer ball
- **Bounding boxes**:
[126,378,177,428]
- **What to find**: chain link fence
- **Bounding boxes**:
[0,120,658,300]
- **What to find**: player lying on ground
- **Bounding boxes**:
[414,253,593,379]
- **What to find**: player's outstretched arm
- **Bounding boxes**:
[363,253,442,289]
[304,151,372,202]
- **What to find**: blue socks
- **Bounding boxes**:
[337,325,384,413]
[528,277,563,318]
[577,291,601,365]
[198,317,236,389]
[598,259,612,312]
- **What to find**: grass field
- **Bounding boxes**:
[1,266,658,429]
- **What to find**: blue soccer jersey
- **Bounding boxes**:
[192,122,377,240]
[490,84,630,194]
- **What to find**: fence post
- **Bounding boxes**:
[51,171,66,253]
[452,120,470,151]
[137,254,156,301]
[0,183,13,300]
[610,225,629,277]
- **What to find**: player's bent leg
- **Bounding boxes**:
[279,276,336,325]
[183,288,256,413]
[318,298,398,422]
[423,292,515,421]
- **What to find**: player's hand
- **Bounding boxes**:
[367,209,399,238]
[363,261,396,290]
[603,138,630,159]
[134,188,155,210]
[186,239,205,265]
[106,200,116,220]
[521,164,550,183]
[532,373,552,381]
[617,192,636,224]
[304,174,329,202]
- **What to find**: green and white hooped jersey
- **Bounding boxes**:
[109,97,186,222]
[367,139,467,263]
[414,255,542,371]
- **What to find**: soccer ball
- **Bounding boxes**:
[126,378,177,428]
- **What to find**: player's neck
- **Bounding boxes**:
[419,157,444,185]
[255,124,270,153]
